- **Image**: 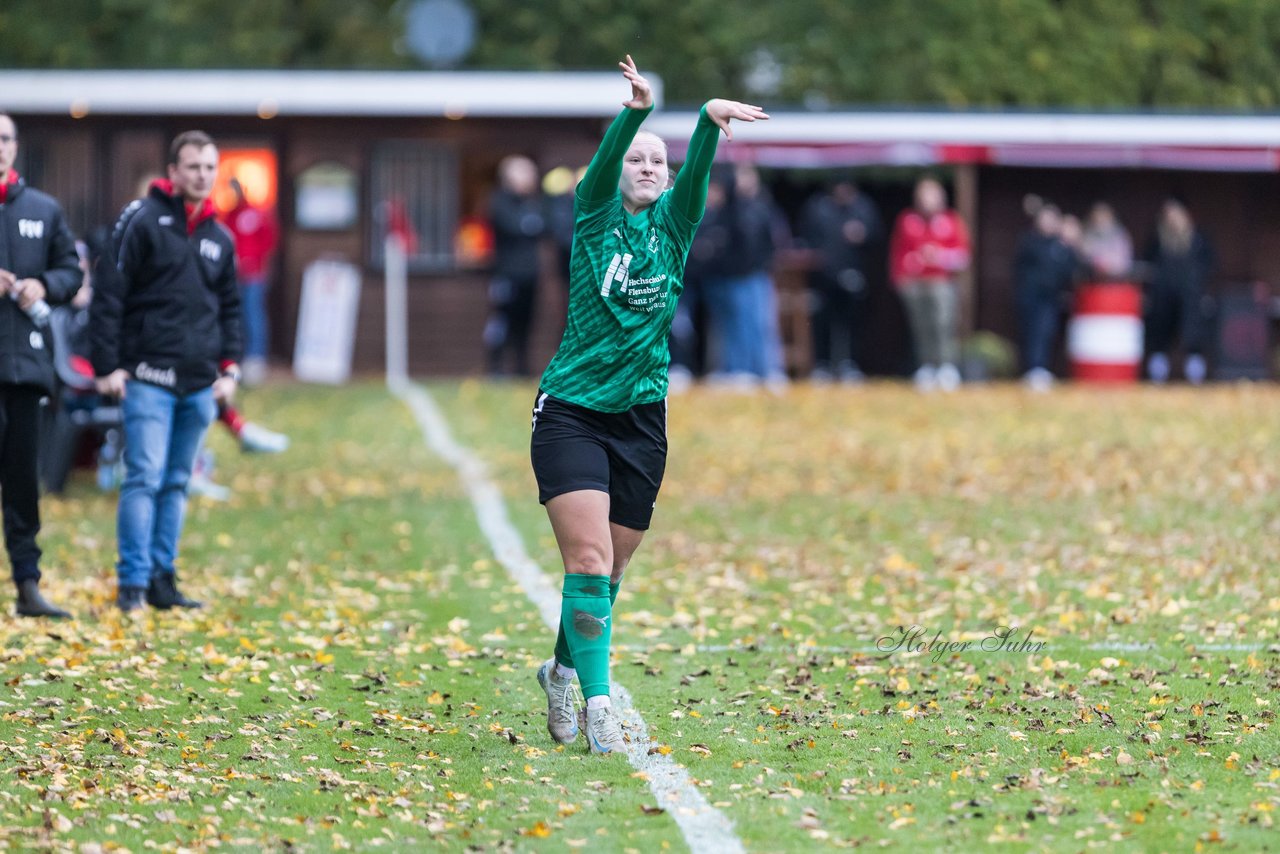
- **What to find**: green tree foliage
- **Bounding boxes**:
[3,0,1280,108]
[0,0,410,69]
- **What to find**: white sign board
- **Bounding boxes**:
[293,258,361,384]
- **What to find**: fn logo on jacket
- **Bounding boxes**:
[199,239,222,261]
[17,219,45,240]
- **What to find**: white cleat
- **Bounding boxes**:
[585,704,627,755]
[536,659,581,745]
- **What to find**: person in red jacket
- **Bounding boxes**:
[222,178,277,386]
[889,177,971,391]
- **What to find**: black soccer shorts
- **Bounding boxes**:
[529,390,667,531]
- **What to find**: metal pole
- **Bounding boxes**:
[385,234,409,390]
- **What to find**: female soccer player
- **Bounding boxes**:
[531,56,768,754]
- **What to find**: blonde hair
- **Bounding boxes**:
[630,131,668,155]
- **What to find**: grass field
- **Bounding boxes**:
[2,379,1278,852]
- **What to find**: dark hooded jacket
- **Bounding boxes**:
[0,173,82,393]
[90,180,241,394]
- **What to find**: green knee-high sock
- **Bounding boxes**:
[554,576,622,670]
[559,574,613,698]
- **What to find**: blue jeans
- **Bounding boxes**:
[744,271,785,378]
[239,278,268,361]
[116,382,216,589]
[703,276,757,375]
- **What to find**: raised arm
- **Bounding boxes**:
[578,55,654,204]
[670,98,769,222]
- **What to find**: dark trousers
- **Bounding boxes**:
[0,385,43,582]
[810,271,868,372]
[484,274,538,376]
[1146,284,1207,356]
[1017,288,1061,372]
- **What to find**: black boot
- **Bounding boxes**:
[116,586,146,613]
[15,579,71,619]
[146,574,204,610]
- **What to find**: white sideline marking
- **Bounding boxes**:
[393,381,745,854]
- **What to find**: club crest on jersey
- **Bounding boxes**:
[647,227,660,254]
[199,239,222,261]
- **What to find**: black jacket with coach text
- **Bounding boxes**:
[90,181,242,395]
[0,177,82,393]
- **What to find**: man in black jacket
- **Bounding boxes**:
[0,113,82,619]
[483,155,545,377]
[799,180,883,383]
[90,130,242,613]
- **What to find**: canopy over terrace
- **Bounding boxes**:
[0,68,662,118]
[0,69,670,376]
[649,108,1280,377]
[646,109,1280,171]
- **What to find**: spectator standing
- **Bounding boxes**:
[1060,213,1085,262]
[0,112,82,618]
[222,178,277,386]
[799,179,882,383]
[698,172,754,383]
[1080,202,1133,281]
[731,164,788,387]
[668,178,729,387]
[889,177,971,391]
[543,165,580,296]
[1143,199,1215,384]
[1013,203,1076,391]
[703,165,786,387]
[90,130,242,613]
[484,155,546,377]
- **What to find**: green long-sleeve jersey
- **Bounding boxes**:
[538,104,721,412]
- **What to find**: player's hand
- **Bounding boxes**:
[95,369,130,400]
[619,55,653,110]
[12,278,46,310]
[212,375,237,404]
[704,99,770,141]
[0,268,16,295]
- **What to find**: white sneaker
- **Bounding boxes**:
[241,422,290,454]
[936,363,962,392]
[1185,354,1207,385]
[1023,367,1054,393]
[913,365,937,392]
[1147,352,1170,384]
[536,659,580,745]
[585,704,627,755]
[837,362,866,386]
